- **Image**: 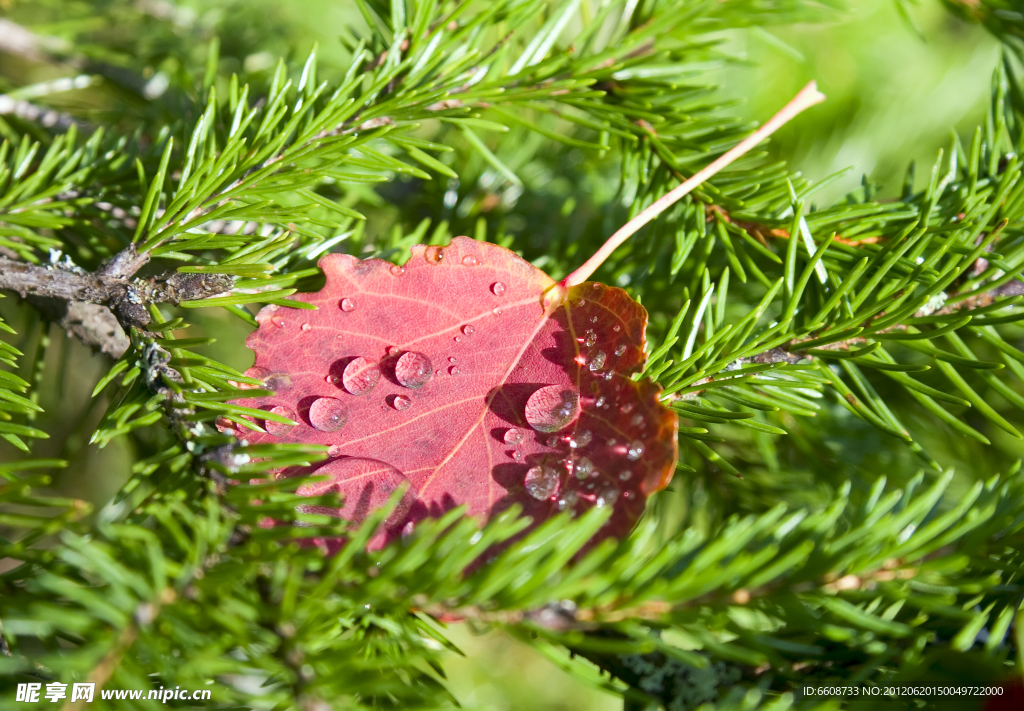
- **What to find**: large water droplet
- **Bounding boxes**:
[588,351,607,372]
[584,330,597,347]
[462,254,479,267]
[393,395,412,411]
[271,315,286,328]
[525,386,581,433]
[395,352,432,388]
[390,265,405,276]
[573,456,595,479]
[569,430,592,449]
[557,490,578,511]
[596,484,619,507]
[524,466,559,500]
[340,298,356,312]
[309,398,348,432]
[504,428,524,445]
[266,406,297,436]
[425,245,444,264]
[461,324,475,336]
[491,281,506,296]
[626,441,645,461]
[342,357,381,395]
[614,344,627,357]
[301,322,312,332]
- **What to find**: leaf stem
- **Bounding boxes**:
[562,81,827,287]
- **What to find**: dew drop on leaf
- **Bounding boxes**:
[588,350,607,371]
[512,451,524,461]
[619,470,633,481]
[627,441,645,461]
[271,315,286,328]
[584,330,597,347]
[340,298,356,312]
[395,352,433,388]
[595,396,607,408]
[596,484,619,507]
[503,428,524,445]
[327,444,343,457]
[461,324,475,336]
[491,281,506,296]
[525,386,581,433]
[309,398,349,432]
[342,357,381,395]
[524,466,559,500]
[613,324,621,332]
[393,395,412,411]
[454,336,461,342]
[621,402,634,414]
[631,414,645,428]
[448,365,460,375]
[301,323,312,332]
[547,435,563,448]
[425,246,444,264]
[266,406,296,436]
[569,430,592,449]
[615,344,627,356]
[573,456,595,479]
[390,265,405,276]
[462,255,479,267]
[557,490,578,511]
[492,307,502,315]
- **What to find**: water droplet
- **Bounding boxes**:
[425,245,444,264]
[525,466,559,500]
[385,345,400,356]
[588,351,607,372]
[613,324,621,333]
[512,451,524,461]
[462,254,479,267]
[301,322,312,332]
[328,444,343,457]
[596,484,619,507]
[569,430,592,449]
[325,374,337,385]
[577,299,587,307]
[491,281,506,296]
[309,398,348,432]
[454,336,461,343]
[504,428,524,445]
[525,386,581,433]
[619,470,632,481]
[627,441,645,461]
[395,352,432,388]
[590,316,598,324]
[631,414,645,428]
[584,330,597,347]
[263,372,293,392]
[449,365,460,375]
[340,298,356,312]
[621,403,634,414]
[595,396,607,408]
[492,307,502,316]
[573,456,595,479]
[602,371,613,381]
[393,395,412,410]
[462,324,475,336]
[615,344,627,356]
[557,490,578,511]
[342,357,381,395]
[266,406,296,436]
[547,436,563,448]
[448,356,457,363]
[390,265,405,276]
[271,315,286,328]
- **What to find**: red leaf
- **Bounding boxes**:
[231,237,678,546]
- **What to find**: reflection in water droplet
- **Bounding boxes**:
[619,470,632,481]
[461,324,475,336]
[492,307,502,316]
[573,456,595,479]
[390,265,405,276]
[504,428,524,445]
[328,444,343,457]
[584,330,597,347]
[301,322,312,332]
[448,365,460,375]
[271,315,286,328]
[596,484,619,507]
[627,441,645,461]
[342,357,381,395]
[557,490,578,511]
[395,352,432,388]
[425,245,444,264]
[462,254,479,266]
[266,406,296,436]
[340,298,356,312]
[524,466,559,500]
[309,398,348,432]
[393,395,412,410]
[588,351,607,372]
[569,430,592,449]
[615,344,627,356]
[525,386,581,433]
[491,281,506,296]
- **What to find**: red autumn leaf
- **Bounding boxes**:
[231,237,677,546]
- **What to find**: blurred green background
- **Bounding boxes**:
[0,0,1001,707]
